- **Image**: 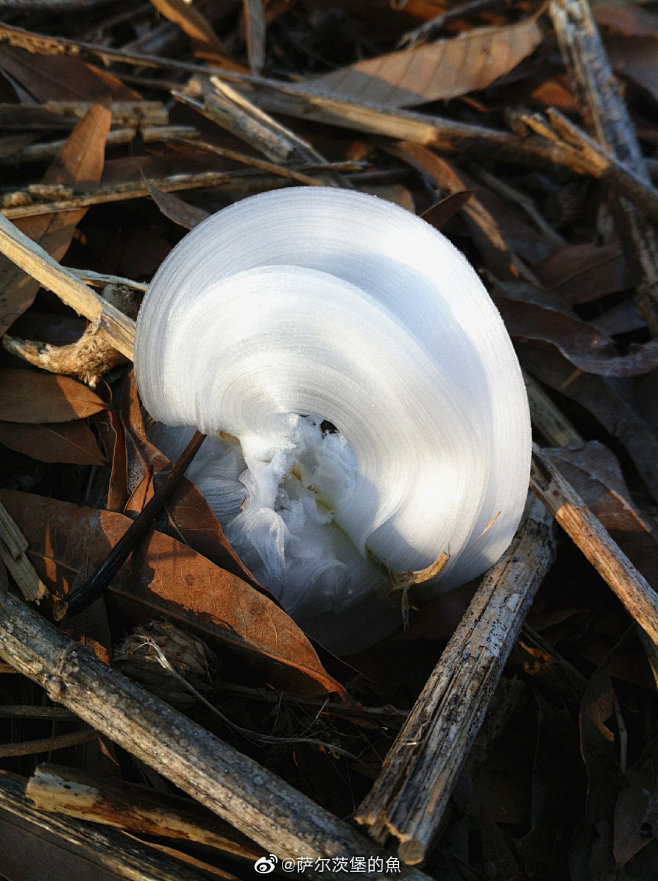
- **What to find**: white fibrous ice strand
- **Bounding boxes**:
[135,187,532,654]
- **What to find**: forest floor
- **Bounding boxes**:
[0,1,657,880]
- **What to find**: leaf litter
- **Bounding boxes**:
[0,1,656,878]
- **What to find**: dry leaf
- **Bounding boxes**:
[604,36,658,102]
[595,5,658,38]
[420,190,474,230]
[148,0,246,71]
[579,671,627,874]
[308,17,542,107]
[519,344,658,505]
[613,736,658,867]
[143,177,210,231]
[0,368,107,423]
[0,46,140,102]
[0,489,348,699]
[0,420,106,466]
[535,242,634,305]
[497,297,658,377]
[0,100,111,336]
[113,372,263,591]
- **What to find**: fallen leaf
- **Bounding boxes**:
[114,372,262,591]
[590,301,646,337]
[0,46,140,102]
[0,369,107,423]
[308,17,543,107]
[0,100,111,336]
[0,420,106,466]
[595,5,658,38]
[143,176,210,230]
[420,190,474,230]
[535,242,634,305]
[497,297,658,376]
[614,735,658,867]
[518,343,658,504]
[605,36,658,103]
[148,0,246,70]
[515,691,584,879]
[579,671,627,876]
[0,489,348,699]
[388,143,515,277]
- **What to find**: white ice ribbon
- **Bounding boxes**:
[135,187,531,652]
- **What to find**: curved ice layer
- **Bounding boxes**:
[136,188,532,653]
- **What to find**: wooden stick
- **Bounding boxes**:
[0,728,97,758]
[3,20,658,215]
[523,371,584,448]
[0,771,231,881]
[530,444,658,646]
[26,763,261,861]
[0,501,48,602]
[0,589,432,881]
[549,0,658,334]
[355,495,555,864]
[0,210,135,359]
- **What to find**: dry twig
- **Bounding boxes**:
[0,588,432,881]
[356,496,555,864]
[531,445,658,646]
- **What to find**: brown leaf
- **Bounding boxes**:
[388,143,515,277]
[143,176,210,231]
[547,442,658,589]
[497,297,658,376]
[519,343,658,504]
[535,242,634,305]
[0,419,106,466]
[0,100,111,336]
[420,190,474,231]
[308,17,542,108]
[605,36,658,102]
[0,46,140,102]
[148,0,246,71]
[579,671,627,874]
[0,369,107,423]
[0,489,347,699]
[613,736,658,867]
[595,5,658,38]
[114,372,262,591]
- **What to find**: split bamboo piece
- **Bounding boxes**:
[356,496,555,864]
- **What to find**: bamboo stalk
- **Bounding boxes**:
[356,496,555,864]
[0,587,432,881]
